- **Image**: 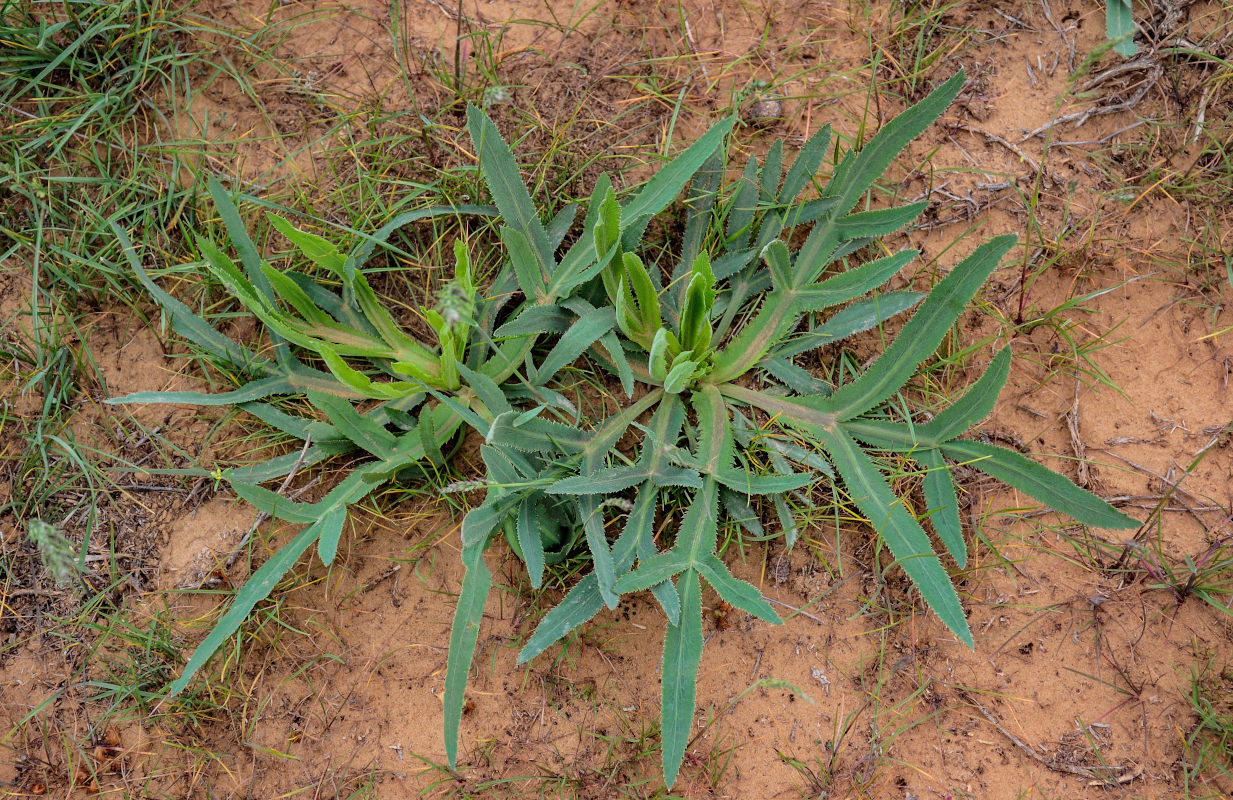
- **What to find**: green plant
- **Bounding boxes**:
[1106,0,1137,57]
[110,70,1137,787]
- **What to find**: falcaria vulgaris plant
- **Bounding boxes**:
[111,71,1136,786]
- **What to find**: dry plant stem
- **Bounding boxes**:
[1066,375,1093,490]
[968,695,1132,784]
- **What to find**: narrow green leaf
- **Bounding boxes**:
[307,391,398,457]
[622,116,737,227]
[821,234,1016,420]
[267,214,346,274]
[1107,0,1137,57]
[661,570,702,789]
[466,104,554,278]
[697,554,781,623]
[548,465,649,495]
[917,447,965,567]
[834,202,928,241]
[790,249,918,311]
[494,305,569,338]
[918,348,1010,441]
[939,439,1138,529]
[501,226,546,301]
[779,124,831,203]
[167,518,322,696]
[615,550,691,594]
[771,290,924,359]
[714,469,814,495]
[444,539,492,768]
[487,411,589,454]
[517,573,605,664]
[315,503,348,566]
[822,427,972,646]
[533,306,616,384]
[107,376,295,407]
[517,499,546,588]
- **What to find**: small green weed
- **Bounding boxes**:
[112,70,1136,787]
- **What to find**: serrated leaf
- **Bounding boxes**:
[917,447,965,567]
[487,410,589,454]
[622,116,737,229]
[779,124,831,203]
[771,290,924,359]
[533,306,616,384]
[444,539,492,768]
[517,499,546,588]
[790,249,918,312]
[918,348,1010,441]
[834,201,928,240]
[167,515,324,696]
[467,104,554,279]
[502,226,546,301]
[661,570,702,789]
[548,465,649,495]
[820,234,1016,419]
[696,554,780,623]
[821,427,972,646]
[939,439,1138,530]
[517,572,605,664]
[315,503,347,566]
[494,305,569,338]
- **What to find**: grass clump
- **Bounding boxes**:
[111,69,1137,787]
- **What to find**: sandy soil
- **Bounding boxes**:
[2,1,1232,798]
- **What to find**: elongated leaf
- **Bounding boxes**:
[821,427,972,646]
[790,249,918,311]
[494,305,569,338]
[347,204,496,272]
[676,145,724,292]
[108,376,296,407]
[548,465,648,495]
[308,391,397,457]
[916,447,965,567]
[615,550,691,594]
[533,306,616,384]
[315,503,348,566]
[487,411,589,454]
[939,439,1138,529]
[579,496,618,608]
[697,554,781,622]
[467,105,554,278]
[1107,0,1137,57]
[444,539,492,768]
[779,124,831,203]
[715,469,814,495]
[501,226,546,301]
[834,202,928,240]
[110,223,269,373]
[821,235,1016,420]
[919,348,1010,441]
[794,72,966,285]
[517,499,546,588]
[771,290,923,359]
[167,518,323,696]
[517,573,605,664]
[622,117,737,226]
[661,570,702,789]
